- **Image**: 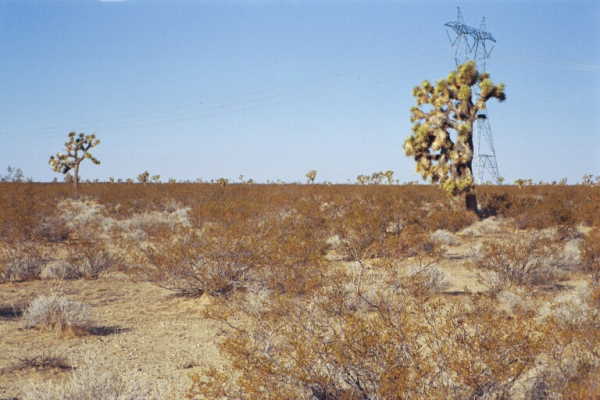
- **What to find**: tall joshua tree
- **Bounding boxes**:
[49,132,101,196]
[404,61,505,213]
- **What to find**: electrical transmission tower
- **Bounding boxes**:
[444,7,501,184]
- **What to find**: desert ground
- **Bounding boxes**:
[1,183,599,399]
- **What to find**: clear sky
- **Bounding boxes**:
[1,0,599,183]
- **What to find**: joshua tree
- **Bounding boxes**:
[384,170,394,185]
[356,175,368,185]
[49,132,100,195]
[1,166,25,182]
[370,171,384,185]
[581,174,594,186]
[305,170,317,184]
[404,61,505,213]
[216,177,229,187]
[137,171,150,184]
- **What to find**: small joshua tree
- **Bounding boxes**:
[1,166,25,182]
[49,132,100,196]
[216,177,229,187]
[404,61,505,213]
[137,170,150,184]
[305,170,317,184]
[370,171,384,184]
[356,175,368,185]
[384,170,394,185]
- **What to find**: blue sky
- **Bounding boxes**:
[1,0,599,183]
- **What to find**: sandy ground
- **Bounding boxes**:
[0,277,222,399]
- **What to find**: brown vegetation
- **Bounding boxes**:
[1,182,599,399]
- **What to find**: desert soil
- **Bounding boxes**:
[0,276,222,399]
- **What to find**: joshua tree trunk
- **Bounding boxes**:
[464,129,478,214]
[465,191,478,214]
[74,162,80,197]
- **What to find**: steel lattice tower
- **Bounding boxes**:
[444,7,501,184]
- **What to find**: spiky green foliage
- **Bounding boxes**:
[404,61,505,197]
[49,132,100,193]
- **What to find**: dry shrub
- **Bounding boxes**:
[166,192,324,297]
[476,185,600,229]
[136,226,253,297]
[331,197,431,260]
[0,243,46,282]
[561,368,600,400]
[0,182,597,242]
[55,197,192,243]
[23,294,92,333]
[459,216,511,237]
[513,192,576,231]
[68,244,122,279]
[591,286,600,309]
[476,234,563,288]
[477,192,512,217]
[430,229,459,246]
[34,213,71,242]
[38,245,120,280]
[253,206,329,295]
[555,223,581,241]
[424,201,478,233]
[40,260,81,280]
[0,354,72,374]
[0,183,62,243]
[21,352,170,400]
[373,253,447,299]
[117,207,191,240]
[581,228,600,282]
[578,188,600,227]
[58,198,108,241]
[405,265,450,296]
[135,206,327,297]
[190,269,545,400]
[541,306,600,399]
[330,198,391,260]
[2,182,599,399]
